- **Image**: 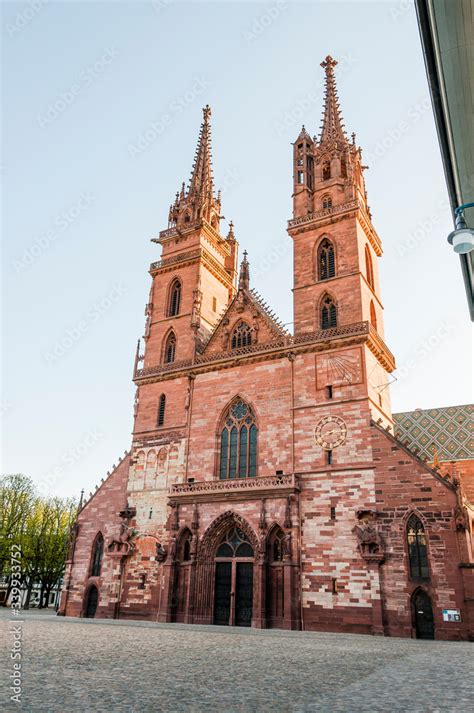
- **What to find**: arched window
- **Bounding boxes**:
[321,295,337,330]
[231,321,253,349]
[90,533,104,577]
[163,332,176,364]
[407,514,429,579]
[322,161,331,180]
[318,239,335,280]
[340,156,347,178]
[168,279,181,317]
[178,529,192,562]
[365,245,375,290]
[370,301,377,330]
[219,399,258,480]
[158,394,166,426]
[216,527,254,557]
[322,195,332,210]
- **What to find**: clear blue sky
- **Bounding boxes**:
[2,1,472,498]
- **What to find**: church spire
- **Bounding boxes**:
[188,105,214,201]
[319,56,348,146]
[167,105,221,231]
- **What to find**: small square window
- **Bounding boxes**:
[330,506,336,520]
[332,578,338,595]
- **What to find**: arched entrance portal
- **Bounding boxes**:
[413,589,435,639]
[214,527,254,626]
[84,585,98,618]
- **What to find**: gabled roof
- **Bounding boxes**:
[200,286,288,355]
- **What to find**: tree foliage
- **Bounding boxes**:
[0,474,78,607]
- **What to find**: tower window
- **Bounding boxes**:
[318,239,335,280]
[231,321,252,349]
[158,393,166,426]
[322,161,331,180]
[297,171,304,184]
[138,574,146,590]
[164,332,176,363]
[407,514,429,580]
[326,450,333,465]
[297,158,303,166]
[365,245,375,290]
[340,156,347,178]
[168,279,182,317]
[219,398,258,479]
[330,506,336,520]
[322,195,332,210]
[90,533,104,577]
[321,295,337,329]
[326,385,333,399]
[370,300,377,330]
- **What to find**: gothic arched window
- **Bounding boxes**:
[158,394,166,426]
[407,514,429,580]
[318,239,335,281]
[216,527,254,557]
[322,161,331,180]
[168,279,181,317]
[164,332,176,364]
[321,295,337,330]
[370,301,377,330]
[365,245,375,290]
[340,156,347,178]
[231,321,253,349]
[90,533,104,577]
[322,195,332,210]
[219,399,258,480]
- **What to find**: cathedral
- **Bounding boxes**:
[59,57,474,640]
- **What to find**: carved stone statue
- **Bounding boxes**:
[155,542,167,563]
[282,532,292,560]
[108,520,136,555]
[352,516,384,561]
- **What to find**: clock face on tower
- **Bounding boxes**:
[315,416,347,450]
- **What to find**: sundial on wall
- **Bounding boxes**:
[316,348,362,389]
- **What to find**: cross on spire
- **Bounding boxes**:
[319,55,348,146]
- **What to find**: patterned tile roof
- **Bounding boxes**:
[393,404,473,462]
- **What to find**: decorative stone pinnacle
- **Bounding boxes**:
[239,250,250,291]
[319,55,348,146]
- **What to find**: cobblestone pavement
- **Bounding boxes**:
[0,609,472,713]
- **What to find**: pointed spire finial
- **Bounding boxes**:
[319,55,348,146]
[238,250,249,291]
[227,220,235,241]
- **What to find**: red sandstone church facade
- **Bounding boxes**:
[59,57,474,640]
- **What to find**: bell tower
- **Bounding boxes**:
[288,57,395,422]
[141,106,239,372]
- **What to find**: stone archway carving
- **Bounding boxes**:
[198,510,259,563]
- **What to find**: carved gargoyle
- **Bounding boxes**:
[155,542,167,563]
[454,505,468,532]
